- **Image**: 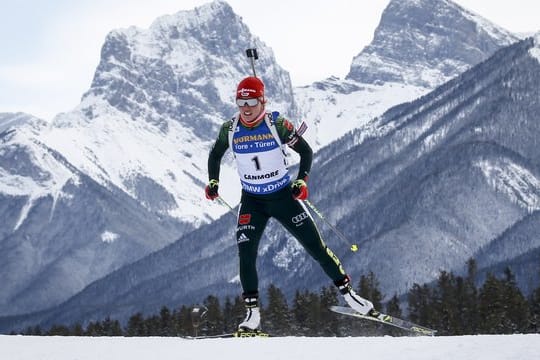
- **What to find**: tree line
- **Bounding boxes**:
[18,259,540,337]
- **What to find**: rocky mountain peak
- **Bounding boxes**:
[82,0,294,133]
[346,0,518,87]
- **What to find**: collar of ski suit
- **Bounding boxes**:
[239,109,266,128]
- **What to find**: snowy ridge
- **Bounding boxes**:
[296,0,517,150]
[294,79,426,149]
[455,0,519,44]
[0,114,78,230]
[529,31,540,63]
[42,99,215,224]
[475,159,540,213]
[347,0,517,87]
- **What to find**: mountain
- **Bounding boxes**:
[4,31,539,332]
[0,112,190,317]
[347,0,516,86]
[295,0,517,149]
[42,0,295,222]
[307,34,540,295]
[0,0,296,317]
[474,210,540,294]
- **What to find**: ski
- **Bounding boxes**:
[330,305,436,336]
[185,330,270,339]
[234,329,270,338]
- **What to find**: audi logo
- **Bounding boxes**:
[292,212,308,224]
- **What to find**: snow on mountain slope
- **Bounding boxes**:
[529,32,540,62]
[294,78,425,148]
[347,0,517,87]
[0,113,77,230]
[39,1,295,222]
[474,159,540,213]
[296,0,518,150]
[1,112,191,317]
[40,97,215,225]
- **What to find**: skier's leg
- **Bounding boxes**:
[272,194,374,315]
[236,195,268,330]
[236,198,268,294]
[271,194,346,281]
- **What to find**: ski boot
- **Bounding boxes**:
[335,275,375,316]
[237,294,261,332]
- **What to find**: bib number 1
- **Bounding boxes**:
[251,156,261,171]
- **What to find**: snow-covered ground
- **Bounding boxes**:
[1,334,539,360]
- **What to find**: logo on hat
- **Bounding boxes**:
[238,88,257,98]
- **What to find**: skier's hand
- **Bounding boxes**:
[205,179,219,200]
[291,179,308,200]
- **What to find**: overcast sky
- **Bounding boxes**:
[1,0,539,120]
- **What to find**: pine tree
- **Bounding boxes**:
[170,307,182,336]
[101,317,123,336]
[479,268,529,334]
[85,320,105,336]
[386,294,402,317]
[263,284,290,336]
[158,306,173,336]
[24,325,43,336]
[408,283,434,328]
[460,258,480,334]
[146,314,162,336]
[291,290,312,336]
[433,270,460,335]
[222,297,236,333]
[318,286,340,336]
[305,291,322,336]
[175,305,194,336]
[71,323,84,336]
[479,273,505,334]
[385,293,405,336]
[360,272,384,309]
[47,324,71,336]
[529,285,540,333]
[357,272,384,335]
[126,313,146,336]
[500,268,529,333]
[203,295,224,335]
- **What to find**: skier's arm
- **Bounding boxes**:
[208,122,230,181]
[276,117,312,180]
[288,136,312,181]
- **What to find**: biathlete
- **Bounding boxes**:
[205,76,374,331]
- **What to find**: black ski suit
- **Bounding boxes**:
[207,112,346,296]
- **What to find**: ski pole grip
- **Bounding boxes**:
[245,48,258,77]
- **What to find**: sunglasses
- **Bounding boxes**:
[236,98,259,107]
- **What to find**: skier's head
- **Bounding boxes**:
[236,76,266,126]
[236,76,265,103]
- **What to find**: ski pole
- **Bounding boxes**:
[303,199,359,252]
[245,48,258,77]
[216,196,236,215]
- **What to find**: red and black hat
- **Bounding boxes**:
[236,76,265,99]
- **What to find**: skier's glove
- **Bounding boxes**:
[291,179,308,200]
[205,179,219,200]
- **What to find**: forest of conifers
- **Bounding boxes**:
[17,260,540,337]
